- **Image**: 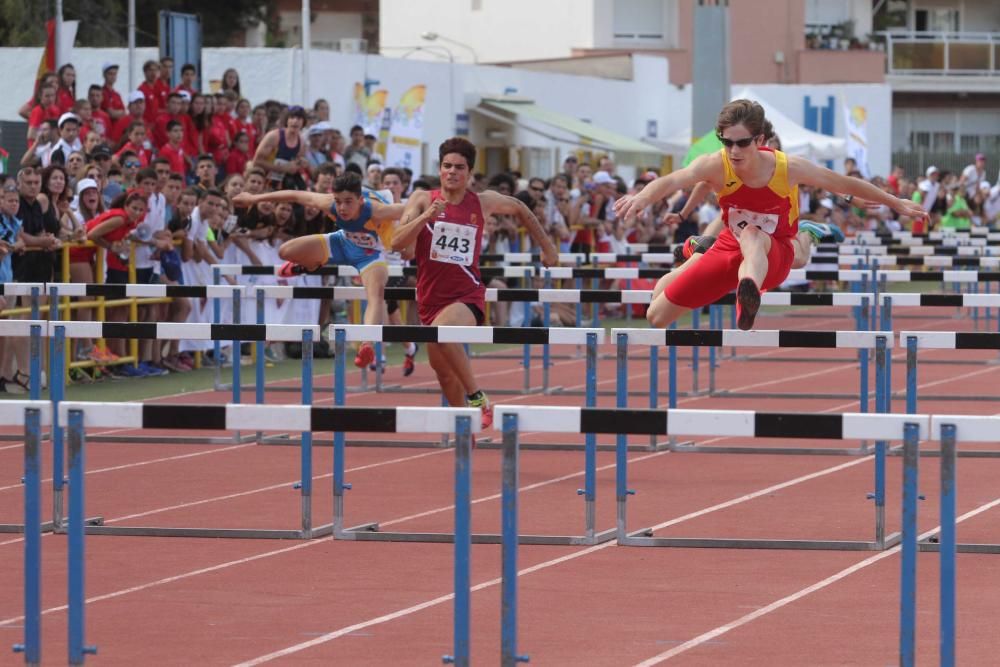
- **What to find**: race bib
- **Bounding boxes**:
[344,230,379,250]
[727,206,780,238]
[429,220,476,266]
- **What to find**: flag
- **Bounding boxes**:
[385,85,426,170]
[35,19,79,81]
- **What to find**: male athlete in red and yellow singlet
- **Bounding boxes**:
[616,99,927,331]
[393,137,558,427]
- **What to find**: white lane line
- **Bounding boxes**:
[633,495,1000,665]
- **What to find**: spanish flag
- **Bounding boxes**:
[36,19,56,81]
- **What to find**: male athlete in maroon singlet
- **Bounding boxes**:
[392,138,558,427]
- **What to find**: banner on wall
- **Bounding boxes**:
[385,85,427,171]
[353,83,388,137]
[843,104,870,178]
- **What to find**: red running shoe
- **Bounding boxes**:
[735,278,761,331]
[403,343,418,377]
[467,391,492,429]
[354,342,375,369]
[277,261,306,278]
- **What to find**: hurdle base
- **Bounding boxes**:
[337,523,617,546]
[919,540,1000,554]
[259,433,477,449]
[84,432,258,446]
[712,390,863,401]
[77,522,335,539]
[619,530,902,551]
[475,438,666,452]
[668,442,873,456]
[0,520,56,534]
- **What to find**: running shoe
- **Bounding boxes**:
[466,391,493,429]
[354,342,375,369]
[264,347,281,363]
[368,353,386,372]
[277,261,307,278]
[735,278,761,331]
[138,361,169,377]
[673,235,716,265]
[403,343,419,377]
[798,221,845,244]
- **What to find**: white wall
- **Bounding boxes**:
[379,0,595,63]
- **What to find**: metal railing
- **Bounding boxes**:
[879,31,1000,75]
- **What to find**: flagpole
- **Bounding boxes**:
[301,0,311,106]
[54,0,63,68]
[127,0,136,91]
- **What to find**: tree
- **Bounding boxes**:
[0,0,276,48]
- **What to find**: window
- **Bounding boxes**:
[613,0,665,42]
[932,131,954,152]
[911,131,931,150]
[914,8,959,32]
[805,0,850,29]
[960,135,980,153]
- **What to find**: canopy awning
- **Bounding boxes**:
[477,98,666,156]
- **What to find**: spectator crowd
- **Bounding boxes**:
[1,57,999,392]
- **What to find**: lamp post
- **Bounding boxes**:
[421,31,479,64]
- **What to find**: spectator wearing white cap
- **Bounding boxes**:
[961,153,987,199]
[305,122,332,170]
[109,91,147,145]
[43,113,83,168]
[100,62,126,120]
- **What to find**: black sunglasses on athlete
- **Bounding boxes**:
[717,135,758,148]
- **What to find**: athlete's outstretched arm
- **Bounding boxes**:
[232,190,334,211]
[479,190,558,266]
[789,158,927,220]
[664,181,715,226]
[390,190,438,253]
[615,154,720,222]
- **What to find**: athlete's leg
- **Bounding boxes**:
[360,263,388,326]
[736,225,772,286]
[426,302,480,406]
[791,231,812,269]
[278,234,330,271]
[646,293,692,329]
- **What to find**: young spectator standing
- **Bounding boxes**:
[193,154,219,194]
[343,125,370,171]
[961,153,988,199]
[157,56,174,99]
[0,178,29,393]
[913,166,942,233]
[186,93,212,157]
[46,113,83,167]
[226,131,251,178]
[109,92,147,145]
[55,64,77,113]
[100,62,126,121]
[174,64,198,96]
[221,68,241,96]
[17,72,59,121]
[305,123,331,170]
[159,121,191,176]
[152,92,188,148]
[114,122,154,167]
[138,59,164,124]
[313,98,330,122]
[27,85,60,144]
[86,86,113,139]
[65,178,109,364]
[233,98,258,152]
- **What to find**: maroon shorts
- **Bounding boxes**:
[664,228,794,309]
[419,293,487,326]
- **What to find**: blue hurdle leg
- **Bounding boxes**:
[899,423,919,667]
[67,409,97,664]
[13,408,42,664]
[256,289,265,414]
[579,333,598,538]
[444,415,472,667]
[614,333,632,539]
[500,413,529,666]
[906,336,918,414]
[332,328,348,534]
[300,330,314,534]
[51,326,66,530]
[939,424,957,667]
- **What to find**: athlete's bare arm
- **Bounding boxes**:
[232,190,334,211]
[479,190,558,266]
[663,181,715,226]
[391,190,440,254]
[787,158,927,220]
[615,154,723,222]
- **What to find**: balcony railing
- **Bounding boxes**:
[880,31,1000,75]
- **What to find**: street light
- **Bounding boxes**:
[380,45,459,136]
[421,31,479,64]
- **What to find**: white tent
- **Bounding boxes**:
[660,87,847,161]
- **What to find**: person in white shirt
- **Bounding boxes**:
[960,154,987,199]
[45,113,84,167]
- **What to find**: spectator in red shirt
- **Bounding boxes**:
[72,98,98,139]
[17,72,58,121]
[174,63,198,97]
[100,62,126,121]
[159,120,191,176]
[186,93,211,158]
[153,92,186,148]
[27,85,61,144]
[114,122,154,167]
[220,68,241,96]
[55,64,77,113]
[159,56,174,89]
[86,85,113,139]
[109,91,147,145]
[226,131,251,178]
[138,59,164,124]
[233,98,258,152]
[205,95,232,169]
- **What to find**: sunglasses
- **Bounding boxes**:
[717,134,759,148]
[124,161,141,168]
[2,183,18,192]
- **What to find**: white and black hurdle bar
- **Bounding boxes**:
[903,331,1000,414]
[610,327,894,455]
[495,405,930,552]
[41,321,324,540]
[31,402,478,666]
[327,324,616,546]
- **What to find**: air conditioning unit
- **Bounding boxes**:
[339,38,368,54]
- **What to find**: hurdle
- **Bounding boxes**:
[326,324,617,545]
[5,401,50,666]
[494,405,928,551]
[0,318,45,451]
[53,402,477,665]
[902,331,1000,409]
